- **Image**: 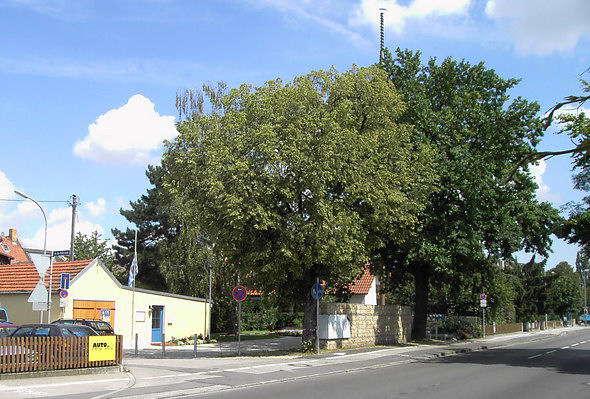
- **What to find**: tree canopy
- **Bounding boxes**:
[379,49,560,338]
[73,231,123,282]
[163,66,438,340]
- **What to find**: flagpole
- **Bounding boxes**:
[131,230,137,344]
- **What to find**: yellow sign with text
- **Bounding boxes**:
[88,336,116,361]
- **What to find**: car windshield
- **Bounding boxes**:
[0,327,16,337]
[0,310,7,322]
[33,328,51,336]
[64,326,97,336]
[89,322,112,332]
[12,327,35,337]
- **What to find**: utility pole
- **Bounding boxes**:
[69,195,78,261]
[379,8,386,64]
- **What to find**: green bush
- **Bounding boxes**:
[275,312,304,330]
[440,316,482,339]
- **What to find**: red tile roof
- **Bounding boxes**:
[0,235,30,263]
[0,259,93,293]
[348,267,376,294]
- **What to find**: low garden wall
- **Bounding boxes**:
[319,303,412,350]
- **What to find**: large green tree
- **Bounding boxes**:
[545,261,583,317]
[379,49,560,339]
[164,66,437,341]
[111,165,174,290]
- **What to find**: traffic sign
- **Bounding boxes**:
[32,302,48,311]
[30,253,51,277]
[232,285,247,301]
[311,283,324,300]
[59,289,68,299]
[53,250,71,257]
[60,273,70,290]
[479,293,487,300]
[480,299,487,308]
[28,280,48,303]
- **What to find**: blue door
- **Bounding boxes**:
[151,306,164,343]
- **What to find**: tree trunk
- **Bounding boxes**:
[302,268,318,344]
[411,261,431,340]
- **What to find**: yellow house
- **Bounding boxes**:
[0,258,210,349]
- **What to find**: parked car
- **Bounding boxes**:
[51,319,114,335]
[11,323,99,337]
[0,322,17,338]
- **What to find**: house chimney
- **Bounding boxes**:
[8,229,17,243]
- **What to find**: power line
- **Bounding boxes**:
[0,199,69,203]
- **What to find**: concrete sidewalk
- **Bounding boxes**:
[123,335,303,359]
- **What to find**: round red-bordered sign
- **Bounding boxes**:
[232,285,247,301]
[59,290,68,298]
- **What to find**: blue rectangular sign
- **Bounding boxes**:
[60,273,70,290]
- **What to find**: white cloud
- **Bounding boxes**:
[530,159,550,200]
[0,57,207,85]
[349,0,471,35]
[86,198,106,218]
[485,0,590,55]
[73,94,178,164]
[245,0,370,46]
[22,212,105,251]
[0,171,15,200]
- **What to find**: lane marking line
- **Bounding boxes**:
[0,377,129,392]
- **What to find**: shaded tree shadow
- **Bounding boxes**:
[429,346,590,376]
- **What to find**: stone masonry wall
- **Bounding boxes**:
[319,303,412,350]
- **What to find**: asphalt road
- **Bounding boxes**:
[2,328,589,399]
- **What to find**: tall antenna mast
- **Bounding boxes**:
[379,8,386,64]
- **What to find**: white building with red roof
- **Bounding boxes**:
[0,229,209,349]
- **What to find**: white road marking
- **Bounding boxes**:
[0,377,129,391]
[545,350,556,354]
[527,354,543,359]
[561,346,570,349]
[571,343,579,347]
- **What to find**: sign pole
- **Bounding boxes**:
[316,277,320,355]
[238,299,241,356]
[482,308,486,338]
[131,230,137,342]
[232,284,247,356]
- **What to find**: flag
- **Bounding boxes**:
[128,255,138,287]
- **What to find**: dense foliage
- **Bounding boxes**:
[378,49,560,338]
[163,66,438,341]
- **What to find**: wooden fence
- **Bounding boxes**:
[0,335,123,373]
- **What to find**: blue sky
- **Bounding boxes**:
[0,0,589,270]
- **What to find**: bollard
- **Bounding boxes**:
[194,334,198,358]
[134,333,138,356]
[435,325,438,340]
[162,333,166,357]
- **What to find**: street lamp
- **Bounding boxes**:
[14,190,50,322]
[14,190,47,255]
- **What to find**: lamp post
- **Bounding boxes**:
[14,190,49,323]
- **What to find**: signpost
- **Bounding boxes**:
[311,281,324,354]
[233,285,247,355]
[480,293,487,338]
[59,289,68,309]
[53,250,71,257]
